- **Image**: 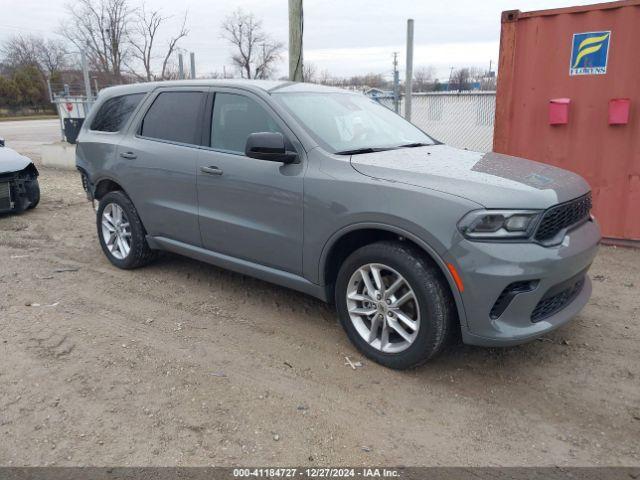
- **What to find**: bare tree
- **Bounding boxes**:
[0,35,68,76]
[60,0,132,82]
[128,5,188,81]
[413,65,436,92]
[1,35,40,68]
[467,66,496,90]
[256,41,283,79]
[468,66,485,83]
[302,62,317,83]
[449,67,471,91]
[349,73,388,90]
[221,9,283,79]
[37,38,69,76]
[317,69,334,86]
[127,5,161,81]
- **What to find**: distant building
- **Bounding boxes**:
[364,88,394,99]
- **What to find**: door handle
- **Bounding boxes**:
[201,166,223,176]
[120,152,137,160]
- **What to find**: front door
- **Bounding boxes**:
[197,90,304,275]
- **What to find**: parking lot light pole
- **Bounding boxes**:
[405,18,414,122]
[393,52,400,114]
[80,50,92,101]
[178,54,185,79]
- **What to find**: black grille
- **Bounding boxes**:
[531,276,585,323]
[534,193,592,243]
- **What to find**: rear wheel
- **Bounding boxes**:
[96,191,156,269]
[335,241,456,369]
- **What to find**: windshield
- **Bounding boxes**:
[273,92,434,154]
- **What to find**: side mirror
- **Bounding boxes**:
[245,132,298,164]
[0,138,4,147]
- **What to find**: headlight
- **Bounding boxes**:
[458,210,542,240]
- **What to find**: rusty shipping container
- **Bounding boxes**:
[494,0,640,242]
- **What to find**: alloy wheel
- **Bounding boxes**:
[346,263,420,353]
[101,203,132,260]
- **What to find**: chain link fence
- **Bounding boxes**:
[377,92,496,152]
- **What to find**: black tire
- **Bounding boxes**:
[335,241,456,370]
[96,190,156,269]
[26,178,40,209]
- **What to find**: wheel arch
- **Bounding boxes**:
[93,176,127,200]
[319,223,468,327]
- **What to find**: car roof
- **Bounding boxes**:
[98,79,350,99]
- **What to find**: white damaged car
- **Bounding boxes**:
[0,137,40,214]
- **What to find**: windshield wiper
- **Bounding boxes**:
[396,142,431,148]
[335,147,398,156]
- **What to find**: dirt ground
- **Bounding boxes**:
[0,120,639,467]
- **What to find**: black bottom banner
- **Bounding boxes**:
[0,468,638,480]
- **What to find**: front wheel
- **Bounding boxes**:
[96,191,156,269]
[335,241,456,370]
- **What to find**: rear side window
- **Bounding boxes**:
[140,91,204,145]
[211,93,283,153]
[90,93,144,132]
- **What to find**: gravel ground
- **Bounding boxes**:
[0,120,639,467]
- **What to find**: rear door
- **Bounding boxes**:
[117,87,207,247]
[77,92,145,179]
[196,89,305,274]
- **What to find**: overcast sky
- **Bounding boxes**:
[0,0,613,80]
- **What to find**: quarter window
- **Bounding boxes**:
[90,93,145,132]
[140,91,204,145]
[211,93,283,153]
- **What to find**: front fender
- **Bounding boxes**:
[316,221,469,329]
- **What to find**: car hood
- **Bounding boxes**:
[0,147,33,173]
[350,144,590,209]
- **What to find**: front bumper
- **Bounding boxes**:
[447,218,601,347]
[0,170,37,213]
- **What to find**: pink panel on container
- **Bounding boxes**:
[609,98,630,125]
[549,98,570,125]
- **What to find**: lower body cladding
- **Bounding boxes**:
[0,171,39,214]
[448,219,601,347]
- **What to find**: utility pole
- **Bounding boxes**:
[288,0,303,81]
[80,49,92,101]
[178,53,185,79]
[392,52,400,114]
[189,52,196,79]
[405,19,414,122]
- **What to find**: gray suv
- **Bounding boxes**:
[76,80,600,369]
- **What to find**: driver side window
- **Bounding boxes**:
[211,93,283,154]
